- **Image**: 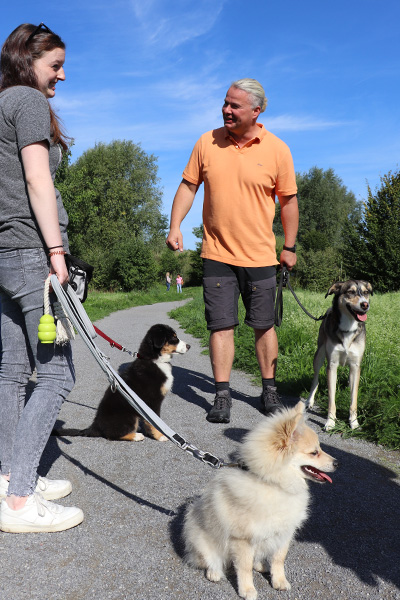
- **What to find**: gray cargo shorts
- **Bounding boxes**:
[202,259,276,331]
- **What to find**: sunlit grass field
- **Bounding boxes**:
[170,287,400,449]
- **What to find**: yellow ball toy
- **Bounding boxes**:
[38,314,57,343]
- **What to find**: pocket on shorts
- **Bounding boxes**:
[244,276,276,327]
[0,249,26,296]
[203,276,238,327]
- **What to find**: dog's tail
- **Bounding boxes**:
[51,424,102,437]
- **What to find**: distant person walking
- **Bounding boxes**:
[176,274,183,293]
[166,272,171,291]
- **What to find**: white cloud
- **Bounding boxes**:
[264,114,354,132]
[130,0,225,49]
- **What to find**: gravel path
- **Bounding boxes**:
[1,298,399,600]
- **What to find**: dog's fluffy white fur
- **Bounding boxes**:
[183,402,337,600]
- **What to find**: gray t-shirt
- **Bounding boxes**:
[0,85,69,249]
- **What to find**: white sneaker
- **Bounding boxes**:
[0,493,84,533]
[0,475,72,501]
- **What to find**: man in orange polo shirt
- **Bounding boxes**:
[166,78,298,423]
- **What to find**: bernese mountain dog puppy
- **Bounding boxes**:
[52,324,190,441]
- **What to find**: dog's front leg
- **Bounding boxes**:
[231,539,257,600]
[324,362,338,431]
[143,421,168,441]
[270,541,291,591]
[306,345,325,409]
[348,363,361,429]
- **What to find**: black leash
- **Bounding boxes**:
[274,266,326,327]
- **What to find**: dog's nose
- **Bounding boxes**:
[333,460,339,469]
[186,344,191,350]
[360,301,369,310]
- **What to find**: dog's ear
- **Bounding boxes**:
[277,410,304,450]
[325,282,343,298]
[153,332,166,349]
[150,325,167,349]
[295,401,305,414]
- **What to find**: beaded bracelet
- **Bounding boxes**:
[49,250,67,257]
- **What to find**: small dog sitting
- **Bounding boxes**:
[183,402,337,600]
[53,324,190,442]
[305,279,372,431]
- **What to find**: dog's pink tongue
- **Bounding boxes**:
[356,313,367,322]
[320,472,333,484]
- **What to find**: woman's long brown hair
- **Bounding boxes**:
[0,23,69,150]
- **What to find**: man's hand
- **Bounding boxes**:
[166,229,183,252]
[279,249,297,270]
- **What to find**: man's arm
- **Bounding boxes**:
[279,194,299,270]
[166,179,198,252]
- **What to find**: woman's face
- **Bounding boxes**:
[33,47,65,98]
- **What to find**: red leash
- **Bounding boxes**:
[93,325,135,357]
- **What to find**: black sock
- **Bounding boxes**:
[215,381,230,394]
[262,378,275,391]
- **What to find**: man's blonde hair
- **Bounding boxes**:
[231,78,268,113]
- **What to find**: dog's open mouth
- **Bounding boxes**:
[347,305,368,322]
[301,466,332,483]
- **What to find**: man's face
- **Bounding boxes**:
[222,86,260,137]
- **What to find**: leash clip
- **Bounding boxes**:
[281,265,289,287]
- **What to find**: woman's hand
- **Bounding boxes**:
[50,253,69,286]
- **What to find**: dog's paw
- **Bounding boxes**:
[323,418,336,432]
[133,433,145,441]
[349,418,360,430]
[304,398,314,410]
[238,585,257,600]
[206,568,222,582]
[271,574,291,591]
[157,434,169,442]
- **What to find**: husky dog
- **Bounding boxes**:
[306,280,372,431]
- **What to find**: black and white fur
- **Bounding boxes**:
[305,280,372,431]
[52,324,190,441]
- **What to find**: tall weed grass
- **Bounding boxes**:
[170,287,400,449]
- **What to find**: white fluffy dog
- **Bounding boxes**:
[183,402,338,600]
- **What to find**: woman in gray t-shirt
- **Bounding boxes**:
[0,23,83,533]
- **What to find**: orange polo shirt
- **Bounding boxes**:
[183,123,297,267]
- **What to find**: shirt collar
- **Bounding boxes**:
[224,122,267,146]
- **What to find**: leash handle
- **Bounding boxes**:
[274,266,288,327]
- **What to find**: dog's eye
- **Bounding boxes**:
[310,450,319,456]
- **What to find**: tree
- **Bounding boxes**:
[56,140,168,290]
[342,170,400,292]
[275,166,359,248]
[274,167,360,290]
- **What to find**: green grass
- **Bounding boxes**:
[84,284,193,322]
[170,287,400,449]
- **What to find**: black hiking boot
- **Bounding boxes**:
[207,390,232,423]
[260,385,283,416]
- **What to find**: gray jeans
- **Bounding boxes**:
[0,248,75,496]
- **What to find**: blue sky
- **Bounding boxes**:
[2,1,399,249]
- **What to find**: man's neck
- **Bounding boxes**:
[228,123,262,147]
